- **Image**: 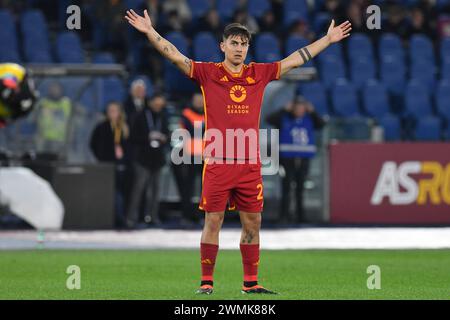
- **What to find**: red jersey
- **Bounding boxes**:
[189,61,281,162]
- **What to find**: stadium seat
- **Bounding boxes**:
[193,32,222,62]
[439,37,450,64]
[0,10,21,62]
[441,58,450,80]
[313,12,331,34]
[379,114,402,141]
[318,42,343,63]
[21,10,53,63]
[187,0,211,19]
[379,33,405,62]
[255,33,281,62]
[380,56,406,96]
[362,80,390,119]
[93,53,116,64]
[404,80,433,120]
[247,0,271,19]
[216,0,239,22]
[331,79,360,117]
[98,77,126,110]
[298,81,329,116]
[285,35,313,67]
[409,34,435,66]
[435,80,450,121]
[283,0,309,27]
[350,58,376,89]
[125,0,145,10]
[56,32,84,63]
[319,55,346,88]
[414,116,442,141]
[410,60,436,92]
[347,33,375,62]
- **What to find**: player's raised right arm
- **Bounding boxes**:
[125,9,191,76]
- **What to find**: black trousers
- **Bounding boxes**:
[280,158,310,222]
[172,159,203,221]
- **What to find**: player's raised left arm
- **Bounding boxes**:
[279,20,352,77]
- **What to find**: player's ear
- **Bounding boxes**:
[220,41,225,53]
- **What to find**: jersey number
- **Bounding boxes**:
[256,184,263,200]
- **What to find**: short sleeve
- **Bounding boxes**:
[253,62,281,84]
[189,60,212,84]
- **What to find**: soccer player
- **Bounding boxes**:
[125,9,351,295]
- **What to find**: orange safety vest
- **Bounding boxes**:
[182,108,205,156]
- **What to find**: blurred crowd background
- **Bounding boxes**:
[0,0,449,229]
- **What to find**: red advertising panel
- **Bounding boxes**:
[330,143,450,224]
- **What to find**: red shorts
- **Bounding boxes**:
[199,161,264,213]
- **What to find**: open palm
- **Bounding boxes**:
[327,20,352,43]
[125,9,153,34]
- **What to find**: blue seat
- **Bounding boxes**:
[410,60,436,92]
[347,33,375,62]
[319,55,346,88]
[0,29,21,62]
[298,81,329,116]
[331,79,360,117]
[440,37,450,64]
[255,33,281,62]
[56,32,84,63]
[216,0,239,22]
[350,58,376,89]
[247,0,271,19]
[379,33,405,61]
[380,56,406,95]
[21,10,53,63]
[23,38,53,63]
[379,114,402,141]
[193,32,222,62]
[98,77,126,110]
[404,80,433,119]
[285,35,313,67]
[442,58,450,80]
[318,42,343,63]
[414,116,442,141]
[313,12,330,34]
[283,0,309,27]
[187,0,211,19]
[125,0,145,10]
[409,34,435,66]
[435,80,450,121]
[93,52,116,64]
[363,80,390,119]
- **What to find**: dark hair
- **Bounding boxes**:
[222,23,251,43]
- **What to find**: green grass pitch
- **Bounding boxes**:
[0,249,449,300]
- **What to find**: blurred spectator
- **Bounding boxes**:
[259,10,282,38]
[322,0,346,25]
[35,82,72,157]
[266,96,325,223]
[172,91,205,226]
[124,79,147,127]
[161,0,192,25]
[232,9,260,34]
[160,9,185,34]
[384,4,410,40]
[94,0,128,61]
[347,1,365,34]
[289,20,315,42]
[406,6,436,41]
[195,9,223,40]
[126,93,169,228]
[90,101,131,228]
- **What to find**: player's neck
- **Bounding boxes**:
[223,60,243,74]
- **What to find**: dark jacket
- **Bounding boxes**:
[266,109,326,130]
[130,108,170,171]
[90,120,130,163]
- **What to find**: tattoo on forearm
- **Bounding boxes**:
[163,46,169,53]
[156,36,161,42]
[297,47,312,64]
